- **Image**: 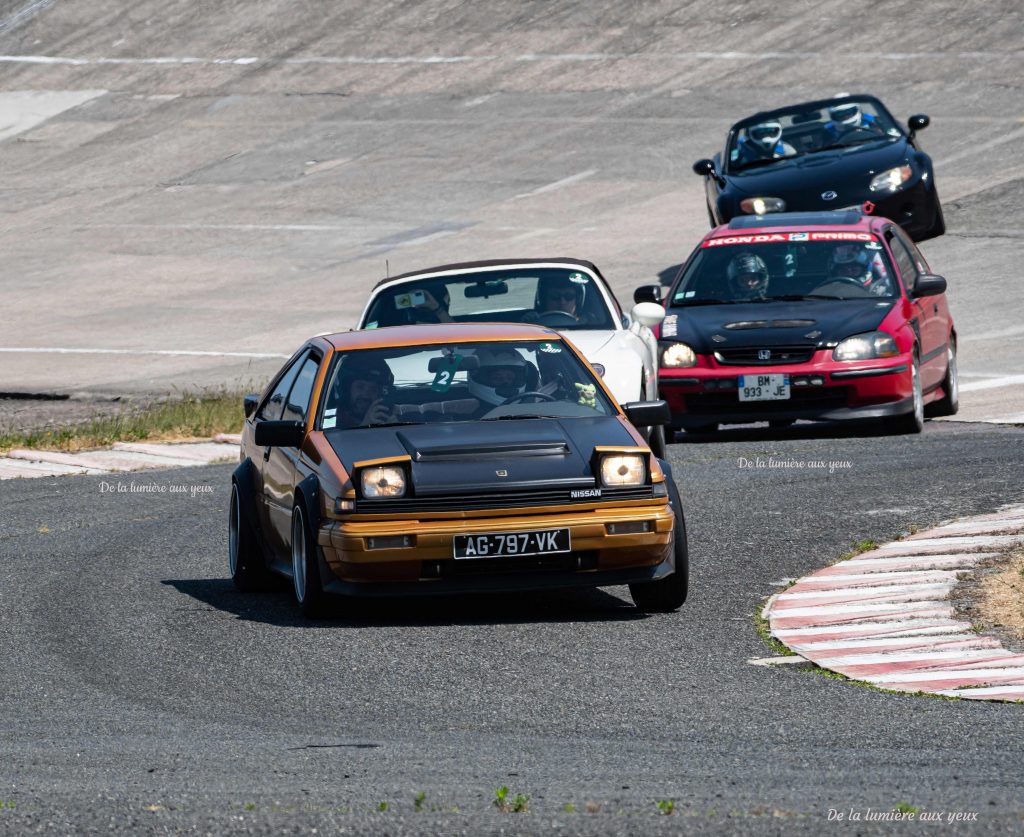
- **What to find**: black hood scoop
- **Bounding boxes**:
[400,433,570,462]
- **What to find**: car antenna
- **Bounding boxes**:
[385,259,390,279]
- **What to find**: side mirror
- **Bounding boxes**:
[621,400,671,428]
[907,114,930,133]
[913,273,946,297]
[633,284,662,305]
[692,158,716,177]
[243,393,260,419]
[255,419,305,447]
[631,302,666,329]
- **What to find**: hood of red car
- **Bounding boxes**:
[662,298,896,355]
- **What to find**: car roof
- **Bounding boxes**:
[707,210,888,239]
[320,322,563,351]
[730,93,892,131]
[374,258,605,289]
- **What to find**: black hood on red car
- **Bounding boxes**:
[662,298,895,354]
[325,416,640,495]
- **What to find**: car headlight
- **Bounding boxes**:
[600,454,646,487]
[869,165,912,193]
[739,197,786,214]
[661,342,697,368]
[833,331,900,361]
[360,466,407,498]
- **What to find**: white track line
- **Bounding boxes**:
[2,51,1022,67]
[958,374,1024,393]
[513,170,597,199]
[0,347,289,359]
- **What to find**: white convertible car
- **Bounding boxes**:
[356,259,669,455]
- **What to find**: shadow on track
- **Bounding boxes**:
[162,578,650,628]
[669,418,936,445]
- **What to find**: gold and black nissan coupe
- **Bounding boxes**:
[229,323,687,617]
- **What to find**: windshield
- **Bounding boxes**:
[319,340,616,429]
[362,267,616,331]
[727,98,902,173]
[670,233,898,304]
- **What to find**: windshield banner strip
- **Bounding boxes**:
[703,232,877,247]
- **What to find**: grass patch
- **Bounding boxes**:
[835,539,879,562]
[753,600,796,657]
[0,389,246,455]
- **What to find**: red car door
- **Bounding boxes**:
[886,227,943,391]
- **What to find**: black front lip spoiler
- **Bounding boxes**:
[674,395,914,428]
[322,556,674,598]
[830,364,908,380]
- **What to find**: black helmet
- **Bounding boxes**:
[727,252,770,298]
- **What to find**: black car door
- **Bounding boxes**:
[261,351,322,556]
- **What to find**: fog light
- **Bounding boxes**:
[334,498,356,513]
[367,535,415,550]
[810,376,825,386]
[606,521,653,535]
[792,376,809,386]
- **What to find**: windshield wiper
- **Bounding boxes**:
[816,137,880,152]
[481,414,559,421]
[731,156,790,172]
[676,298,739,306]
[761,294,844,301]
[361,420,422,428]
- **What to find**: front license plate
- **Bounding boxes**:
[453,528,571,560]
[738,374,790,401]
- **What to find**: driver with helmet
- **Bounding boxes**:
[824,98,885,142]
[827,243,893,296]
[727,252,771,300]
[466,346,531,412]
[733,121,796,165]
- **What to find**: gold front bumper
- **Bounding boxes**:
[318,501,674,583]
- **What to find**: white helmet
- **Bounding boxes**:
[468,346,529,406]
[829,101,862,126]
[727,252,770,298]
[748,121,783,151]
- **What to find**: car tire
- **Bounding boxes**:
[228,481,273,591]
[924,200,946,240]
[927,340,959,417]
[291,502,329,618]
[706,204,717,227]
[629,480,689,613]
[647,423,668,458]
[887,354,924,434]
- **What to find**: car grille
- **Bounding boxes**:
[355,485,655,514]
[684,389,848,415]
[714,345,816,365]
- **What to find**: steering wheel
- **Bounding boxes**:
[820,276,869,290]
[536,310,580,327]
[501,391,558,406]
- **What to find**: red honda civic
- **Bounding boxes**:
[638,210,957,434]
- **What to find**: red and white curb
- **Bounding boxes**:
[763,504,1024,702]
[0,434,241,480]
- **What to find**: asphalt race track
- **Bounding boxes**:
[2,1,1024,834]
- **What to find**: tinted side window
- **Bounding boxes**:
[282,355,320,423]
[886,231,918,292]
[258,350,308,421]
